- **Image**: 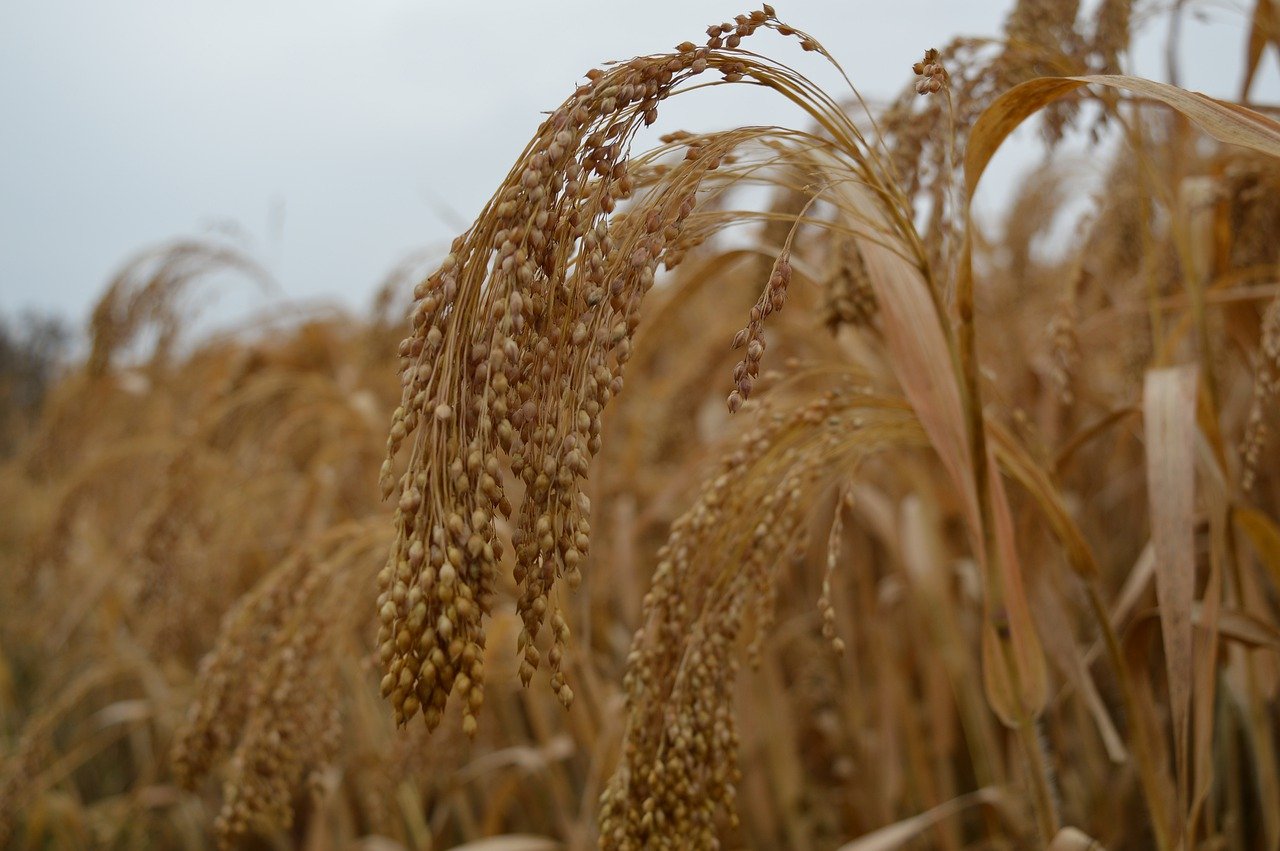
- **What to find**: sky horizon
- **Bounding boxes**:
[2,1,1275,333]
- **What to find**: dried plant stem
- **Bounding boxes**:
[1016,716,1058,841]
[953,241,1059,842]
[1124,117,1167,352]
[7,6,1280,849]
[1082,580,1175,851]
[996,624,1060,841]
[1223,512,1280,848]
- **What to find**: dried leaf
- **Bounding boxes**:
[825,166,1047,726]
[448,838,563,851]
[1242,0,1280,102]
[981,465,1050,723]
[991,420,1099,578]
[1113,542,1157,629]
[1122,619,1182,848]
[857,225,976,526]
[1047,826,1107,850]
[1205,605,1280,650]
[1132,603,1280,650]
[1143,365,1199,820]
[1188,517,1223,839]
[863,253,1053,724]
[966,77,1280,199]
[1032,574,1127,763]
[1236,506,1280,588]
[835,789,1005,851]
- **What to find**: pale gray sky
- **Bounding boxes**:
[0,1,1274,326]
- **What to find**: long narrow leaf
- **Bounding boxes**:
[835,789,1005,851]
[1143,365,1199,824]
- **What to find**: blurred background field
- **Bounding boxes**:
[2,2,1280,849]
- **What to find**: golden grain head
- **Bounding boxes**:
[3,3,1280,849]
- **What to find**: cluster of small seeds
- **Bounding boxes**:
[173,552,311,788]
[1242,298,1280,491]
[706,7,773,50]
[599,413,782,848]
[380,8,806,733]
[1048,293,1080,406]
[213,619,339,848]
[821,238,878,332]
[913,48,949,95]
[133,450,216,657]
[0,669,121,845]
[1091,0,1132,75]
[778,623,854,790]
[1223,156,1280,269]
[727,252,791,412]
[743,488,807,668]
[599,389,903,848]
[996,0,1088,142]
[817,489,850,656]
[173,529,377,848]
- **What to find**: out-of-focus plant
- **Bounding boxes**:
[2,3,1280,850]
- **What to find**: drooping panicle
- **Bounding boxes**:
[378,9,795,732]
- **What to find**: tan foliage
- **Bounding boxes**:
[2,4,1280,851]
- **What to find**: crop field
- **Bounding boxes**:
[2,2,1280,849]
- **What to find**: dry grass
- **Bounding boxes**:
[3,2,1280,849]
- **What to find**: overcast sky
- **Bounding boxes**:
[1,1,1274,328]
